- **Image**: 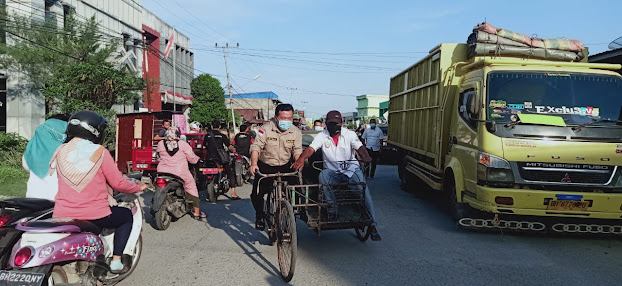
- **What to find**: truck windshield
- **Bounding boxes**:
[486,72,622,126]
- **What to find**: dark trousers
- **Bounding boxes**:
[251,161,295,219]
[365,148,380,178]
[90,206,133,256]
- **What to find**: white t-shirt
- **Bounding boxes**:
[22,156,58,201]
[309,127,363,177]
[362,127,385,151]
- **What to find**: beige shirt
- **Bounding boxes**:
[250,120,303,166]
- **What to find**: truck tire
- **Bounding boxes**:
[443,172,470,221]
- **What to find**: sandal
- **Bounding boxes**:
[230,196,241,200]
[370,230,382,241]
[255,218,265,230]
[192,212,207,219]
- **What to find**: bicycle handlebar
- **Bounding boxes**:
[255,170,300,178]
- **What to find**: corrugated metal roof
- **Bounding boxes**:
[589,48,622,63]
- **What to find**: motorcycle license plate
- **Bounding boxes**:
[202,168,219,175]
[0,270,45,286]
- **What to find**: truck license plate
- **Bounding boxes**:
[0,270,45,286]
[547,200,589,211]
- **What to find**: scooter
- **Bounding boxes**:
[2,193,143,285]
[199,158,231,203]
[0,198,55,269]
[152,170,195,230]
[233,153,251,187]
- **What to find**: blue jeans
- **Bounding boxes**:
[318,168,377,226]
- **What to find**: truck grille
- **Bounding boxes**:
[518,162,616,185]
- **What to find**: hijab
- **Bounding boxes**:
[49,138,105,193]
[165,126,181,156]
[23,119,67,178]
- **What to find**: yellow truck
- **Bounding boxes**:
[389,43,622,232]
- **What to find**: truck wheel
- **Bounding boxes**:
[443,172,470,221]
[207,182,217,203]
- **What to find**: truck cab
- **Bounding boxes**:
[450,59,622,220]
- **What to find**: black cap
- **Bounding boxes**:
[326,110,342,124]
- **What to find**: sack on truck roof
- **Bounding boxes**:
[468,22,585,61]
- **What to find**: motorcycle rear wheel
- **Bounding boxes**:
[154,201,171,230]
[235,163,244,187]
[46,266,68,285]
[207,182,217,203]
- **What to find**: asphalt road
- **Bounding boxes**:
[120,165,622,286]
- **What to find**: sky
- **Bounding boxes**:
[141,0,622,119]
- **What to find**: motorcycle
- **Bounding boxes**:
[0,199,55,269]
[2,193,143,285]
[152,169,195,230]
[233,153,251,187]
[199,157,231,203]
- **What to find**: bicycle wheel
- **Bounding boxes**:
[277,200,297,282]
[264,191,277,244]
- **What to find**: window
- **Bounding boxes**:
[459,88,478,130]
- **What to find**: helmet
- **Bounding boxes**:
[66,111,108,144]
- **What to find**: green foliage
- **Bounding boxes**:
[0,133,28,197]
[189,74,228,125]
[0,132,28,169]
[0,132,28,152]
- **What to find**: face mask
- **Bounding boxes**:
[326,122,341,137]
[314,126,323,131]
[278,120,293,131]
[293,121,300,127]
[370,123,376,128]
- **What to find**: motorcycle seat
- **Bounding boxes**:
[157,172,185,183]
[0,198,55,211]
[17,218,102,235]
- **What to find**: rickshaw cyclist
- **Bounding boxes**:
[249,103,303,230]
[292,110,381,241]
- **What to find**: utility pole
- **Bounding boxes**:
[216,43,239,134]
[286,87,297,104]
[173,29,177,112]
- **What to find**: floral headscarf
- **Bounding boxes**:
[165,126,180,156]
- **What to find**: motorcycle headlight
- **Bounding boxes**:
[477,152,514,184]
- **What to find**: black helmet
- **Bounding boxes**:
[66,111,108,144]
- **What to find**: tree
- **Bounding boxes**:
[188,74,228,125]
[0,12,145,115]
[0,10,145,148]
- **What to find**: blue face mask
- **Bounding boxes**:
[278,120,293,131]
[370,123,376,128]
[314,126,323,131]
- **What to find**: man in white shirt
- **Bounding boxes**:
[362,118,385,179]
[292,110,381,241]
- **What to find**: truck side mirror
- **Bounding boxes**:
[467,92,480,120]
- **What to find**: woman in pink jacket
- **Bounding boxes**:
[51,111,147,274]
[156,126,204,218]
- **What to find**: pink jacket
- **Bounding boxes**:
[53,150,140,220]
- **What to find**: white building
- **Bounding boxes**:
[0,0,192,139]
